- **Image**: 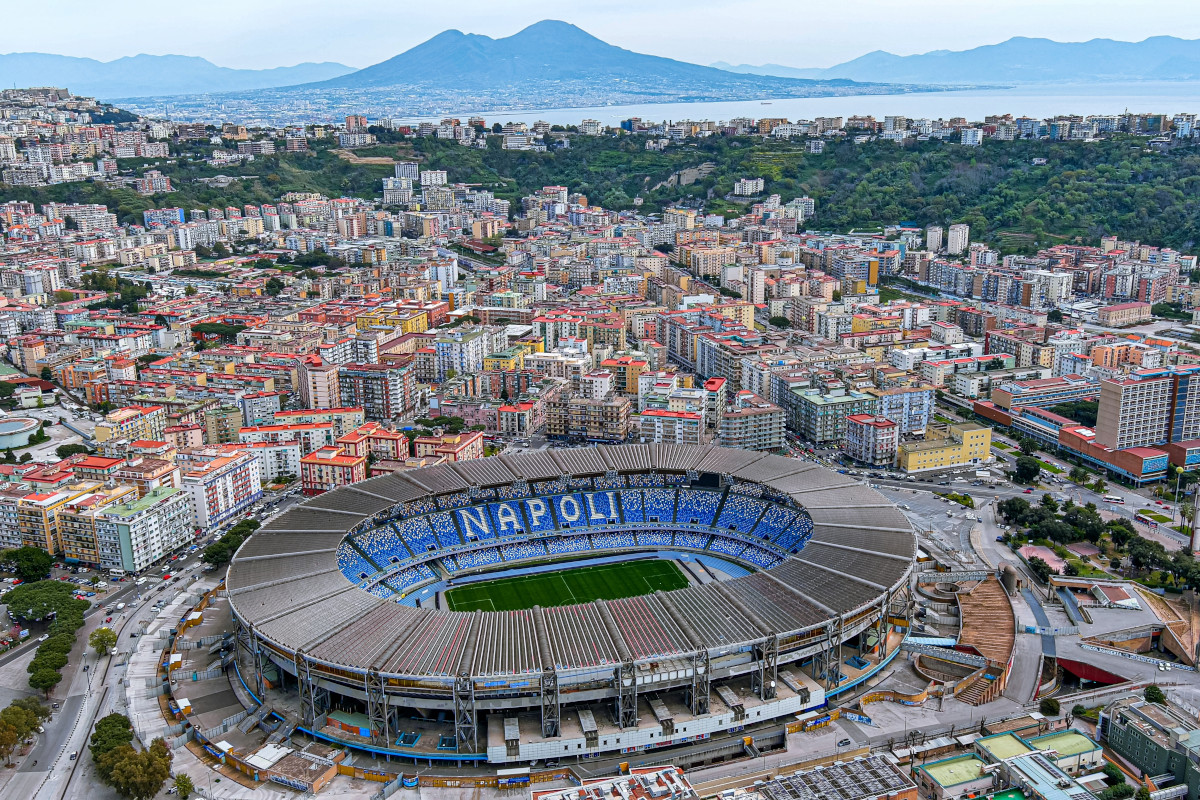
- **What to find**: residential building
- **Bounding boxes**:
[412,431,485,462]
[181,451,262,530]
[634,409,709,446]
[95,486,196,573]
[897,422,991,473]
[717,391,784,452]
[338,363,417,421]
[300,445,367,496]
[544,385,632,444]
[1097,301,1152,326]
[844,414,899,467]
[946,223,970,255]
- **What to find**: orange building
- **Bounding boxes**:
[300,446,367,496]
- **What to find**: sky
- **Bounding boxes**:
[11,0,1200,70]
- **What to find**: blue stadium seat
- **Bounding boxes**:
[774,511,815,550]
[636,531,672,547]
[427,511,463,548]
[672,531,708,549]
[545,536,593,555]
[456,547,501,570]
[520,497,559,534]
[397,518,439,554]
[753,505,800,543]
[337,543,377,581]
[676,489,720,527]
[644,488,676,523]
[488,502,528,539]
[391,563,436,592]
[353,525,408,565]
[708,536,748,558]
[590,532,635,550]
[500,541,547,561]
[620,490,645,523]
[366,583,395,599]
[715,494,767,533]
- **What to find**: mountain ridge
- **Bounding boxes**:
[712,35,1200,84]
[0,52,356,98]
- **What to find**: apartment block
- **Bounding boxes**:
[844,415,899,467]
[300,446,367,496]
[717,391,784,452]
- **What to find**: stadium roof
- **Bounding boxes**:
[227,444,914,679]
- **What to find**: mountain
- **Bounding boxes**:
[304,20,865,91]
[0,53,355,98]
[713,36,1200,85]
[709,61,826,80]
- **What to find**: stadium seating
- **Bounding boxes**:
[436,492,472,510]
[535,478,567,495]
[439,554,458,572]
[391,563,436,592]
[636,531,673,547]
[589,531,635,550]
[753,504,799,542]
[487,502,527,539]
[716,493,766,533]
[644,488,676,522]
[497,483,530,500]
[708,536,747,558]
[567,477,593,490]
[500,541,547,561]
[337,544,377,581]
[354,525,409,565]
[676,489,720,527]
[521,498,559,535]
[546,536,592,555]
[594,475,626,490]
[774,512,815,551]
[403,497,436,517]
[366,583,395,599]
[672,531,709,549]
[619,489,644,523]
[626,473,665,488]
[456,547,501,570]
[740,546,783,569]
[427,512,463,548]
[398,518,439,554]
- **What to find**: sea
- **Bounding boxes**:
[408,81,1200,126]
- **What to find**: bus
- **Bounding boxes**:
[1103,495,1125,504]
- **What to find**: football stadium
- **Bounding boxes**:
[226,444,915,765]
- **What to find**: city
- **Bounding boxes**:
[4,14,1200,800]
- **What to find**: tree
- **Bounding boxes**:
[1102,763,1125,784]
[1028,556,1054,584]
[1047,309,1064,323]
[1039,697,1060,715]
[29,667,62,697]
[1040,493,1059,513]
[90,713,134,762]
[1108,518,1137,548]
[1018,437,1038,456]
[1014,456,1042,484]
[39,367,53,382]
[1069,466,1090,484]
[767,316,792,328]
[264,277,284,296]
[98,737,173,800]
[55,443,91,459]
[0,722,18,767]
[1137,789,1154,800]
[1091,478,1108,495]
[184,285,197,296]
[1145,685,1167,705]
[90,626,118,656]
[174,774,194,799]
[3,547,54,583]
[997,497,1031,523]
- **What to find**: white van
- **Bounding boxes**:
[115,603,125,611]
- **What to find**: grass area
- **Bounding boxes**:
[878,286,930,303]
[1038,460,1064,474]
[445,559,688,612]
[993,442,1011,451]
[1144,511,1172,523]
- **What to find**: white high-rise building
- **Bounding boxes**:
[947,223,971,255]
[925,225,943,252]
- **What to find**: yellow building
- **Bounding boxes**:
[57,485,140,565]
[483,347,526,372]
[18,482,101,553]
[898,423,992,474]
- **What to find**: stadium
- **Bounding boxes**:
[226,444,916,765]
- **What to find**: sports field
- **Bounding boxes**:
[444,559,689,612]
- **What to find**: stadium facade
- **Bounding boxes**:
[226,444,915,764]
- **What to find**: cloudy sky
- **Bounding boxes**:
[12,0,1200,69]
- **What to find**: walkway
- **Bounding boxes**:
[1022,588,1057,657]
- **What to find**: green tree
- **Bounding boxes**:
[39,367,53,382]
[767,316,791,328]
[1018,437,1038,456]
[1014,456,1042,484]
[98,737,173,799]
[2,547,54,583]
[1040,493,1059,513]
[1137,789,1154,800]
[1102,763,1125,784]
[0,722,18,767]
[1039,697,1060,715]
[1145,685,1167,705]
[1028,556,1054,584]
[28,667,62,697]
[264,277,284,296]
[184,285,197,296]
[90,713,134,763]
[90,626,118,656]
[174,774,194,799]
[1047,309,1064,323]
[55,443,91,459]
[997,496,1031,522]
[1091,478,1108,495]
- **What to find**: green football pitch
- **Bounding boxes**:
[444,559,689,612]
